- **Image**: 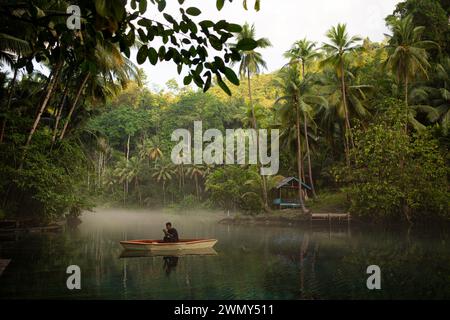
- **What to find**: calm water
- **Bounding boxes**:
[0,209,449,300]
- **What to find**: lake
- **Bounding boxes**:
[0,209,449,299]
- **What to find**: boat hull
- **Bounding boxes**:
[120,239,218,251]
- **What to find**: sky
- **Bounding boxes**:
[138,0,401,90]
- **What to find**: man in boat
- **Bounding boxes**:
[163,222,179,242]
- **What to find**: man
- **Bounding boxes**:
[163,222,179,243]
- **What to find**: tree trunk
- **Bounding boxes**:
[195,174,200,200]
[302,61,305,80]
[163,181,166,206]
[404,76,409,134]
[0,67,18,143]
[296,102,308,213]
[247,70,257,131]
[125,134,130,198]
[136,178,142,206]
[123,180,126,206]
[24,62,62,149]
[247,69,269,210]
[59,73,90,141]
[126,134,130,162]
[340,61,353,166]
[303,111,317,198]
[51,78,71,144]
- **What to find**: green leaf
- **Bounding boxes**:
[139,0,147,14]
[183,75,192,85]
[224,67,239,86]
[236,38,258,51]
[137,18,152,28]
[163,13,175,24]
[137,45,148,65]
[158,46,166,60]
[216,0,225,11]
[199,20,214,29]
[186,7,201,16]
[203,71,212,92]
[157,0,166,12]
[137,28,147,42]
[225,23,242,33]
[255,0,260,11]
[148,47,158,65]
[217,75,231,96]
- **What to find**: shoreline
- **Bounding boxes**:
[219,210,352,227]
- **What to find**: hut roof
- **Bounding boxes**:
[275,177,312,190]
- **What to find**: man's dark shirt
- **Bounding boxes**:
[164,228,179,242]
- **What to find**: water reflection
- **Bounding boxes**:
[119,247,218,258]
[163,256,179,276]
[0,209,449,299]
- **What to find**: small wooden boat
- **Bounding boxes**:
[120,239,218,251]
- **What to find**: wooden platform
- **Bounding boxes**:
[0,259,11,277]
[311,213,351,222]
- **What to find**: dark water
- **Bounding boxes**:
[0,209,449,300]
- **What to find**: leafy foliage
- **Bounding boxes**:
[339,101,449,223]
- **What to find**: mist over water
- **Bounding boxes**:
[0,209,449,299]
[79,208,224,240]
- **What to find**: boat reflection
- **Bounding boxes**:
[163,256,179,276]
[119,247,218,258]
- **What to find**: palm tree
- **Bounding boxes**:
[138,137,163,167]
[232,22,272,209]
[233,23,272,130]
[0,32,31,143]
[385,15,438,132]
[318,69,372,140]
[243,170,285,208]
[284,38,321,78]
[284,38,321,196]
[152,164,175,206]
[419,58,450,133]
[113,156,143,205]
[58,39,140,141]
[321,23,362,165]
[275,66,327,212]
[186,165,206,200]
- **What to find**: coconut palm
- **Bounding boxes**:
[385,15,438,132]
[318,69,372,137]
[321,23,362,165]
[186,165,206,200]
[152,164,175,206]
[275,66,327,212]
[233,23,272,130]
[422,58,450,133]
[284,38,321,196]
[58,39,140,141]
[242,170,285,208]
[405,58,450,133]
[232,22,272,209]
[138,136,163,167]
[113,156,143,205]
[0,31,32,142]
[284,38,321,78]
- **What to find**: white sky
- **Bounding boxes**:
[138,0,401,90]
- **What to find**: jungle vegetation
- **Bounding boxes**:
[0,0,448,224]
